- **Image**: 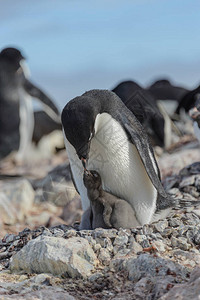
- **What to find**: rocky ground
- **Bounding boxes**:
[0,133,200,299]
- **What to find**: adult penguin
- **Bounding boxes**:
[33,111,62,145]
[189,95,200,142]
[148,79,187,103]
[112,80,166,147]
[175,84,200,115]
[62,89,196,228]
[0,47,60,161]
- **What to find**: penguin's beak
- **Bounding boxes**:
[81,157,87,170]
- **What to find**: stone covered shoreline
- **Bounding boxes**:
[0,210,200,299]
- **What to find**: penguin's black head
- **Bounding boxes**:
[83,170,102,190]
[61,98,96,166]
[0,47,25,67]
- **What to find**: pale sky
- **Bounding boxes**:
[1,0,200,110]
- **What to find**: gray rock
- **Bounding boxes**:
[171,237,191,251]
[160,228,173,237]
[93,243,101,252]
[114,248,130,259]
[135,235,150,248]
[152,240,167,252]
[0,179,34,222]
[36,163,77,206]
[179,162,200,176]
[103,237,113,252]
[182,186,199,198]
[133,276,177,300]
[194,233,200,245]
[128,240,143,254]
[84,236,97,247]
[142,225,153,235]
[186,228,198,244]
[178,224,189,236]
[114,235,129,247]
[168,188,183,198]
[154,220,168,232]
[98,248,111,265]
[92,228,118,239]
[42,229,53,236]
[10,235,98,278]
[63,229,77,238]
[88,272,104,282]
[2,287,75,300]
[4,234,17,244]
[0,193,18,225]
[179,175,196,189]
[195,175,200,191]
[123,253,188,281]
[50,228,64,237]
[160,267,200,299]
[168,217,183,227]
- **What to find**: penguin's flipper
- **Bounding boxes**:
[122,118,167,198]
[23,79,61,123]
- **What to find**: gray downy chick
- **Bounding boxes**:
[83,170,139,230]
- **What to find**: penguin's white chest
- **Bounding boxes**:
[16,88,34,159]
[64,113,157,225]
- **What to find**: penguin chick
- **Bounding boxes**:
[83,170,140,229]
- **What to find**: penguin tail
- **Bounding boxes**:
[157,194,200,211]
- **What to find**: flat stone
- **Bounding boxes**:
[179,175,196,189]
[113,235,129,247]
[154,220,168,232]
[171,237,190,250]
[152,240,167,252]
[128,240,143,254]
[1,287,75,300]
[168,218,183,227]
[123,254,188,282]
[10,235,98,278]
[92,228,118,239]
[98,248,111,265]
[0,179,34,222]
[161,267,200,300]
[0,193,18,225]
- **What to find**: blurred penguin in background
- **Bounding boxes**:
[0,47,61,162]
[176,84,200,115]
[112,80,171,148]
[148,79,188,104]
[189,95,200,143]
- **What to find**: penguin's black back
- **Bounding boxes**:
[112,80,165,147]
[148,79,187,102]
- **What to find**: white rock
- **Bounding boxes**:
[0,179,34,221]
[0,193,17,224]
[10,235,98,278]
